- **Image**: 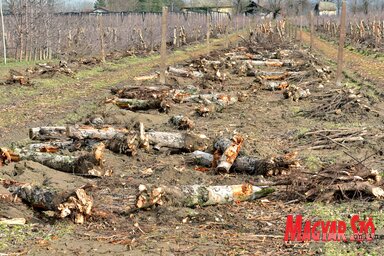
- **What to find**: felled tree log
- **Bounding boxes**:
[216,135,244,173]
[14,143,108,177]
[1,179,93,224]
[283,85,310,101]
[133,74,159,81]
[247,71,290,80]
[167,66,204,78]
[169,115,195,130]
[173,93,238,106]
[241,59,291,67]
[190,151,300,176]
[26,140,78,153]
[108,98,168,112]
[110,86,169,100]
[107,132,138,156]
[67,126,128,140]
[136,183,274,209]
[147,131,209,152]
[29,126,67,140]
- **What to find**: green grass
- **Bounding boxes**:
[0,221,74,252]
[306,202,384,255]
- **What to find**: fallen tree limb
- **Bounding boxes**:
[110,86,169,100]
[136,183,274,209]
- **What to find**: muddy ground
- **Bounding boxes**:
[1,34,384,255]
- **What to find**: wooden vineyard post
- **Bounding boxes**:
[0,0,6,64]
[309,11,314,52]
[97,15,106,63]
[206,11,210,56]
[225,20,229,48]
[159,7,168,85]
[299,3,303,48]
[336,0,347,86]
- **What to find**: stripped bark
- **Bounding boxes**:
[136,183,274,209]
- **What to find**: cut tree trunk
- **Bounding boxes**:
[133,74,158,81]
[167,66,204,78]
[107,132,138,156]
[190,151,300,176]
[14,143,107,177]
[29,126,67,140]
[67,126,128,141]
[110,86,169,100]
[169,115,195,130]
[146,131,209,152]
[109,98,165,111]
[173,93,238,106]
[136,183,274,209]
[216,135,244,173]
[1,179,93,224]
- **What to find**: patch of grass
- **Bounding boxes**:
[304,155,323,171]
[306,202,384,256]
[0,221,74,252]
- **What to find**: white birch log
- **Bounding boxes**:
[146,131,209,152]
[136,183,274,209]
[29,126,67,140]
[67,126,128,140]
[216,135,244,173]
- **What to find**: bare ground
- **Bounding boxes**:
[1,33,384,255]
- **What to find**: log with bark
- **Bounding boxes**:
[146,131,209,152]
[11,143,108,177]
[169,115,195,130]
[107,98,170,112]
[29,126,67,140]
[26,140,79,153]
[283,85,310,101]
[173,92,238,106]
[136,183,274,209]
[167,66,204,78]
[240,59,292,68]
[133,73,159,81]
[110,86,169,100]
[216,135,244,173]
[67,126,128,141]
[1,179,93,224]
[107,132,138,156]
[190,150,300,176]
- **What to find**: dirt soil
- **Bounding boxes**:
[1,33,384,255]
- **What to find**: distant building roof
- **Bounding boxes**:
[92,7,109,13]
[182,0,234,9]
[318,2,336,12]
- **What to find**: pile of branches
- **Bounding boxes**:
[304,89,378,120]
[297,128,372,150]
[288,163,383,203]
